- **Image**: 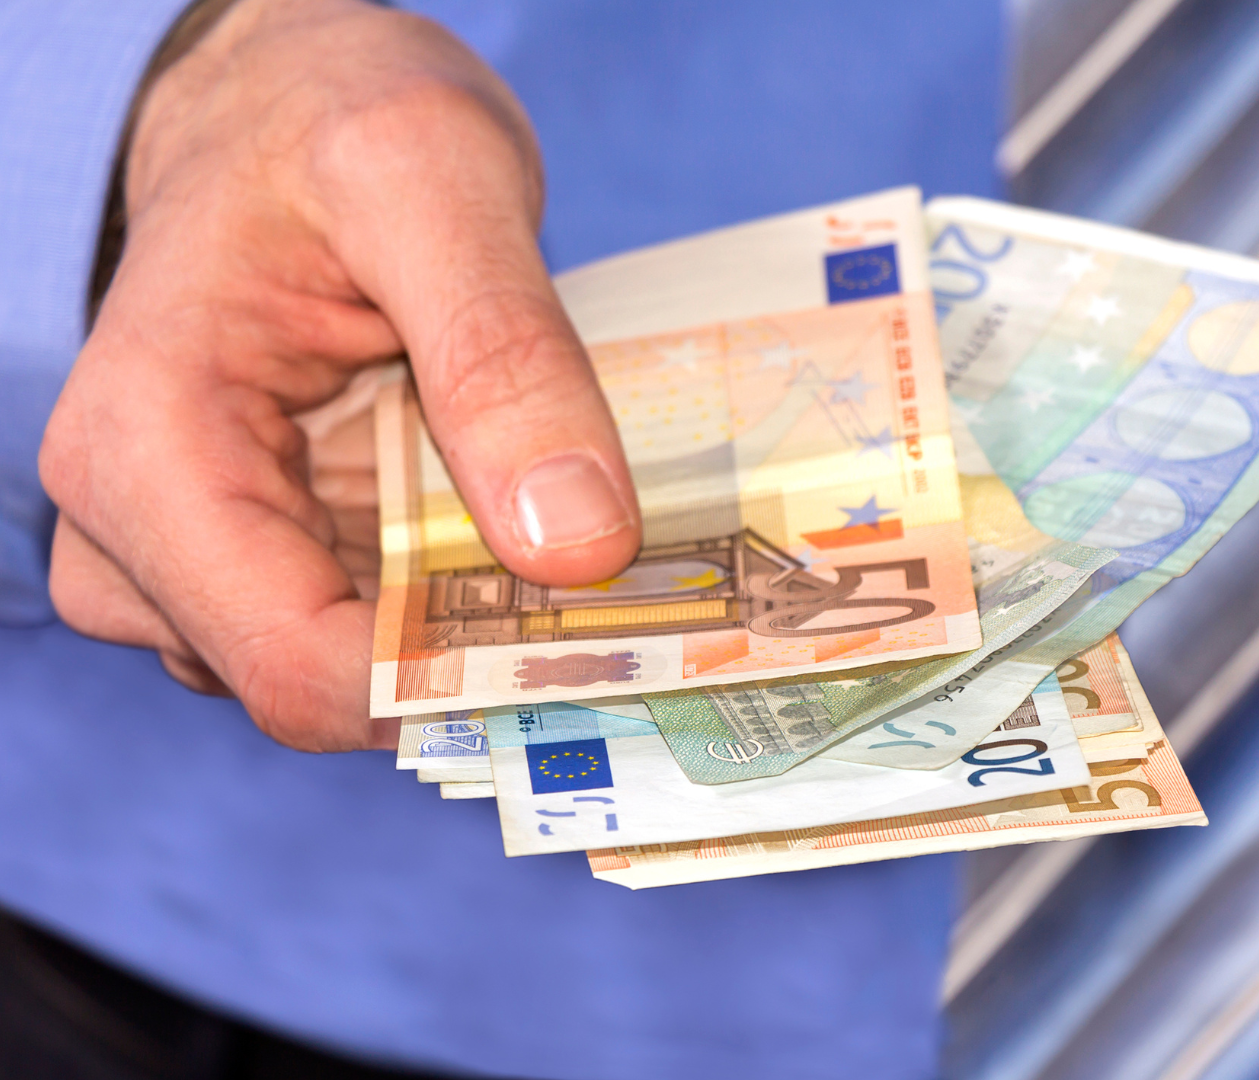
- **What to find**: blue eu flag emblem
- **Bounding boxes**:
[526,738,614,794]
[825,243,900,304]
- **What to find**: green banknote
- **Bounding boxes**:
[649,197,1259,783]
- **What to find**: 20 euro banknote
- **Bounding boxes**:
[369,188,980,717]
[485,675,1087,856]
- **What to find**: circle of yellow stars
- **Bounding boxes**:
[536,750,602,781]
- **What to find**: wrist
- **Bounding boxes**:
[90,0,244,322]
[93,0,391,319]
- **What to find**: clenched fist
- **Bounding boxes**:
[39,0,641,751]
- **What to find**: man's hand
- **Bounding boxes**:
[38,0,641,751]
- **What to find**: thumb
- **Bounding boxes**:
[322,90,641,588]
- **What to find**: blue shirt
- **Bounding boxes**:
[0,3,1002,1077]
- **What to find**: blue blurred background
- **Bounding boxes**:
[946,2,1259,1078]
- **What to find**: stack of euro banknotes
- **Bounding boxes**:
[363,187,1259,888]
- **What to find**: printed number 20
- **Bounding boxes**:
[962,738,1054,787]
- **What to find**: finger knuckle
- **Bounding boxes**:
[46,556,93,634]
[38,405,89,511]
[318,80,507,184]
[232,635,324,751]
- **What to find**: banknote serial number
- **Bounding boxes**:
[933,673,974,703]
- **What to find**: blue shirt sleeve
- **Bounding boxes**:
[0,0,188,624]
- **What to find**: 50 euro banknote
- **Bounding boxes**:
[369,187,981,719]
[590,636,1203,888]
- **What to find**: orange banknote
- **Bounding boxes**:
[370,188,980,716]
